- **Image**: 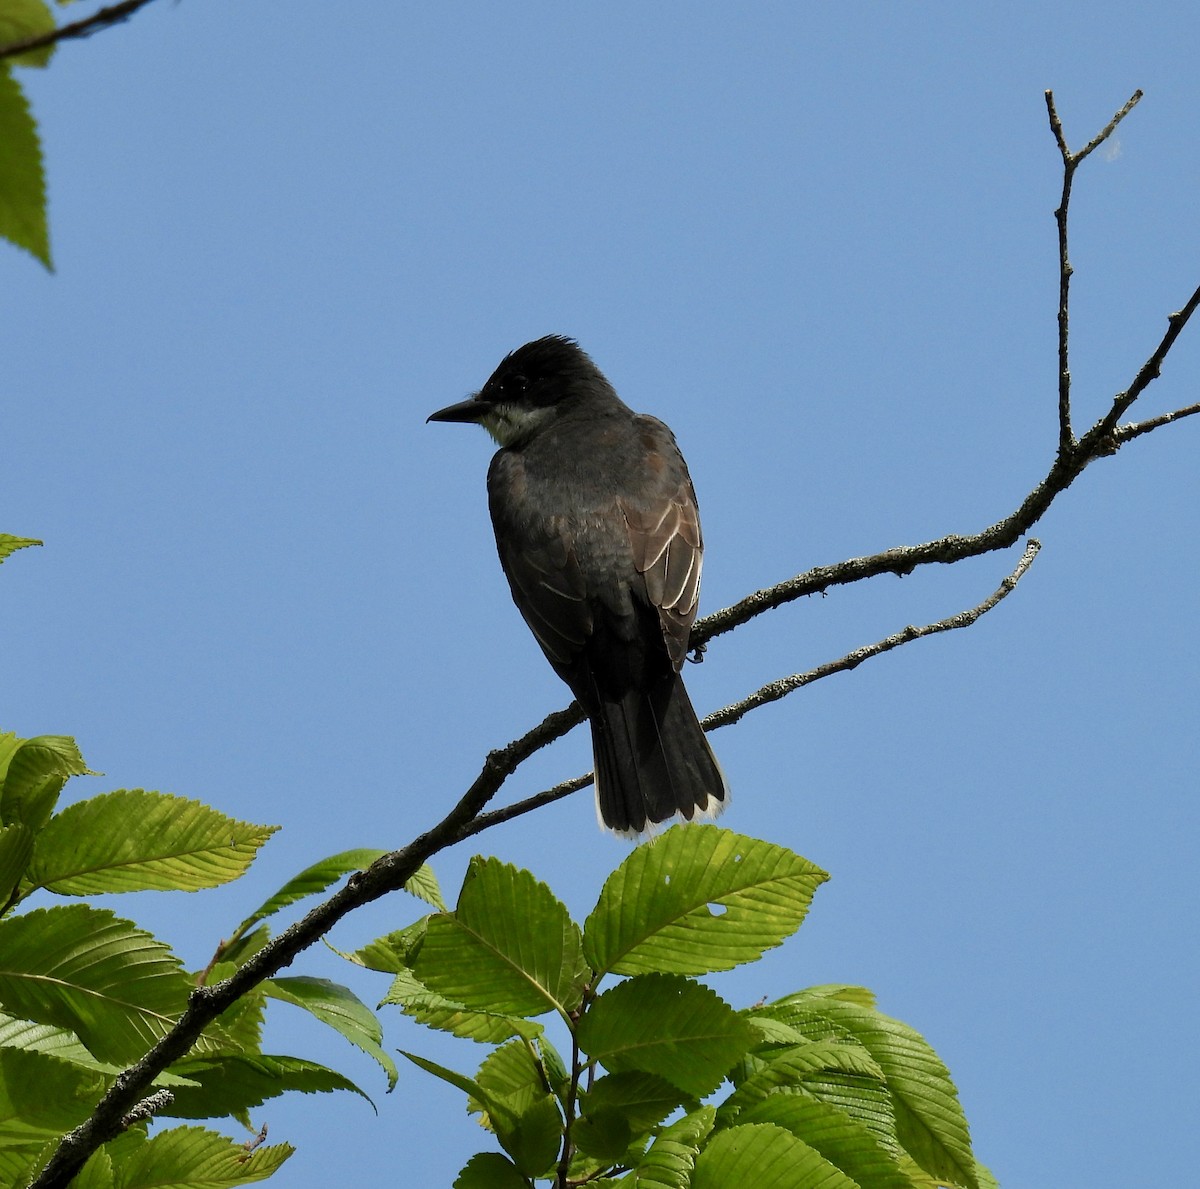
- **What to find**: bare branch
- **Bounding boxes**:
[458,542,1043,834]
[0,0,160,62]
[1073,89,1143,166]
[709,541,1041,729]
[1114,399,1200,446]
[1092,284,1200,437]
[1044,88,1143,457]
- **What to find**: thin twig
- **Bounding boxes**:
[708,541,1040,728]
[460,543,1042,832]
[1114,399,1200,446]
[1044,88,1143,458]
[0,0,160,62]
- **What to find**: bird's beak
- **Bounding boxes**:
[427,396,488,425]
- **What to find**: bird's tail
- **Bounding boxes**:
[589,674,729,837]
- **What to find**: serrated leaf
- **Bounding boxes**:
[0,535,42,563]
[383,968,542,1043]
[0,1011,198,1088]
[264,976,397,1089]
[581,1071,689,1134]
[777,993,978,1189]
[574,1070,691,1163]
[194,979,264,1058]
[73,1147,115,1189]
[217,925,270,970]
[0,1146,50,1184]
[0,0,56,68]
[736,1094,918,1189]
[475,1039,549,1112]
[693,1122,859,1189]
[414,857,587,1018]
[499,1092,562,1179]
[577,974,756,1098]
[0,734,91,833]
[0,67,49,268]
[0,823,33,908]
[231,849,388,940]
[0,1045,106,1143]
[351,917,427,973]
[24,790,276,895]
[584,826,827,977]
[453,1151,531,1189]
[626,1106,715,1188]
[719,1041,886,1122]
[162,1054,371,1119]
[111,1124,293,1185]
[0,905,198,1064]
[403,862,446,910]
[399,1050,520,1135]
[470,1046,562,1179]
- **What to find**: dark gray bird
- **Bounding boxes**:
[428,335,728,836]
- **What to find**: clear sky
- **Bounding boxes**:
[6,2,1199,1186]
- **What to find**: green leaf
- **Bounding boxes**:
[581,1071,690,1135]
[0,65,50,268]
[194,973,264,1057]
[351,917,427,973]
[0,734,92,833]
[73,1147,115,1189]
[403,861,447,910]
[718,1041,886,1122]
[383,967,542,1043]
[736,1095,918,1189]
[0,905,198,1064]
[231,849,387,938]
[577,974,756,1098]
[0,1146,49,1185]
[475,1039,549,1111]
[693,1122,859,1189]
[399,1050,521,1134]
[0,1045,105,1144]
[584,825,827,977]
[0,0,56,68]
[162,1054,371,1119]
[0,823,33,908]
[264,976,397,1089]
[626,1106,714,1188]
[0,1012,198,1089]
[497,1092,562,1179]
[476,1047,562,1177]
[0,535,42,563]
[108,1124,293,1186]
[453,1152,532,1189]
[574,1070,695,1160]
[414,857,587,1018]
[775,992,978,1189]
[24,790,277,895]
[406,1042,561,1178]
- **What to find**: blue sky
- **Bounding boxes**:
[6,2,1199,1185]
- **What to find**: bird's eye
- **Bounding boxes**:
[504,373,528,396]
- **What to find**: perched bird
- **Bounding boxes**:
[428,335,728,836]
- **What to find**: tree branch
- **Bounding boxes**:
[1044,89,1142,458]
[0,0,161,63]
[457,541,1043,835]
[26,89,1199,1189]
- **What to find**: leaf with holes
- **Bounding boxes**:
[584,826,827,977]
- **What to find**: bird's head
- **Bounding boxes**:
[427,335,612,447]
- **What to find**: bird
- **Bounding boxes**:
[428,335,728,836]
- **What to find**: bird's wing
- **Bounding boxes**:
[495,518,593,669]
[620,418,704,670]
